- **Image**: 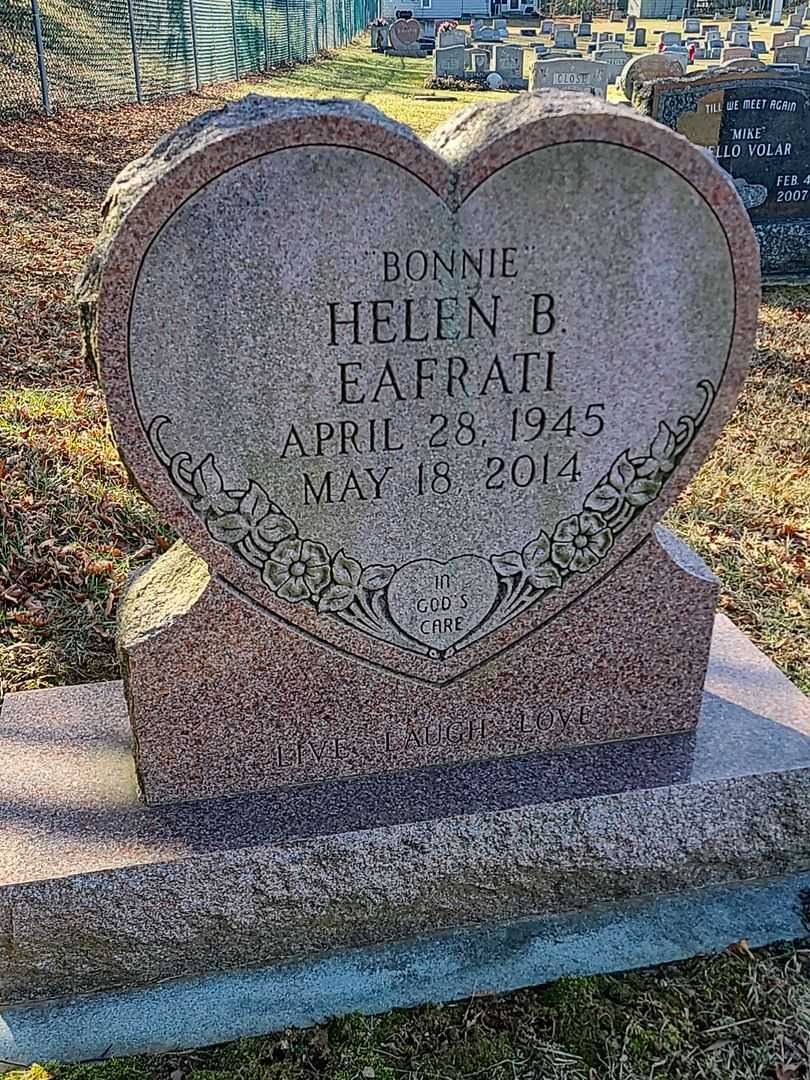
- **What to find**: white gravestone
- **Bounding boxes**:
[437,28,466,48]
[553,27,577,48]
[433,44,466,77]
[470,48,489,72]
[594,47,631,83]
[494,44,525,84]
[531,57,608,97]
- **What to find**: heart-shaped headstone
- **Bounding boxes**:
[82,94,759,684]
[389,17,421,48]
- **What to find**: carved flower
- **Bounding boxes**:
[262,537,330,602]
[491,531,562,589]
[551,511,613,574]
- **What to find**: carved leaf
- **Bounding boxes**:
[528,563,562,590]
[207,512,249,544]
[239,480,271,522]
[522,532,551,570]
[650,420,677,462]
[318,584,356,613]
[192,455,223,497]
[491,551,523,577]
[360,564,395,591]
[626,477,662,506]
[237,534,268,568]
[255,513,296,548]
[584,484,620,514]
[332,550,362,588]
[608,451,636,492]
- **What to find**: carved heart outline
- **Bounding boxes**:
[89,96,760,686]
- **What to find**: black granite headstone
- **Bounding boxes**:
[637,68,810,282]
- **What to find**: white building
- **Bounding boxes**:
[380,0,490,28]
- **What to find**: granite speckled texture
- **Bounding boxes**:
[74,92,761,803]
[2,614,810,1005]
[119,526,719,802]
[4,872,810,1064]
[78,93,758,689]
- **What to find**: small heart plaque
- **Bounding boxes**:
[84,94,759,685]
[387,556,500,654]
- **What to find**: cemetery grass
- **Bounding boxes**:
[0,37,809,1078]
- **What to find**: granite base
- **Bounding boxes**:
[118,527,719,804]
[1,615,810,1040]
[3,871,809,1065]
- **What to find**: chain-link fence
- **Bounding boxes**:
[0,0,377,119]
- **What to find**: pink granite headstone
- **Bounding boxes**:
[78,93,760,803]
[388,16,422,53]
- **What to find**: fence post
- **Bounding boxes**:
[125,0,143,104]
[314,0,319,53]
[229,0,240,78]
[261,0,269,68]
[30,0,51,116]
[303,0,308,56]
[285,0,293,59]
[187,0,202,90]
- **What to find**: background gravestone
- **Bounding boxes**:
[531,57,609,96]
[594,46,631,83]
[721,45,754,59]
[469,48,489,72]
[637,68,810,282]
[772,28,797,47]
[388,17,423,55]
[494,44,527,85]
[553,27,577,48]
[434,44,466,78]
[474,24,498,42]
[618,53,685,99]
[437,27,465,48]
[77,94,759,804]
[774,44,809,63]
